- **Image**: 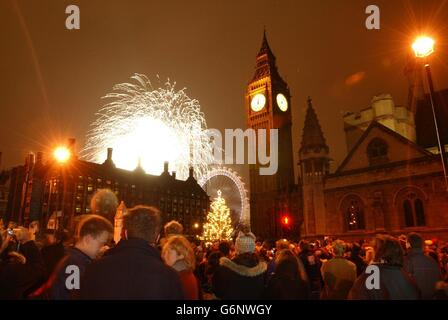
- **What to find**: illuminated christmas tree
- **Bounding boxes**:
[201,190,233,245]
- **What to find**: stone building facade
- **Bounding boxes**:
[2,143,209,236]
[246,32,448,241]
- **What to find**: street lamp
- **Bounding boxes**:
[193,222,200,238]
[412,36,435,58]
[53,146,71,230]
[53,146,71,163]
[412,36,448,191]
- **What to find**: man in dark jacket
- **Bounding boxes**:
[80,205,184,299]
[212,230,267,299]
[31,215,113,299]
[404,233,441,299]
[348,243,367,276]
[298,240,323,300]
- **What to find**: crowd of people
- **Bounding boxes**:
[1,189,448,300]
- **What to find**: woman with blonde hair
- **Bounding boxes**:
[162,235,200,300]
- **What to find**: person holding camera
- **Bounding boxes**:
[0,226,45,299]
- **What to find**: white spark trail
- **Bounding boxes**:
[82,74,213,180]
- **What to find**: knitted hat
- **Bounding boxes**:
[234,231,256,254]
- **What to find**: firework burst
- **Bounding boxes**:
[82,74,213,180]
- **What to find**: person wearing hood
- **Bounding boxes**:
[212,229,267,300]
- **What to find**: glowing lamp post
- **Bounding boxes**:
[53,146,71,230]
[53,146,71,163]
[412,36,435,58]
[412,36,448,191]
[193,222,200,238]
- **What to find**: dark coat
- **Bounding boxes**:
[348,254,367,277]
[212,253,267,300]
[41,241,65,280]
[299,251,323,298]
[404,248,442,299]
[80,238,184,299]
[263,274,309,300]
[0,241,45,299]
[348,264,420,300]
[31,247,92,300]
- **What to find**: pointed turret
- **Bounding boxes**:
[299,97,330,238]
[133,157,145,174]
[257,29,276,61]
[251,30,284,83]
[300,97,329,155]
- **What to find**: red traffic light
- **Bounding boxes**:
[281,215,290,226]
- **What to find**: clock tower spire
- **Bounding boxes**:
[246,31,295,238]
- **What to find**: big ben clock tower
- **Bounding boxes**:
[246,31,295,237]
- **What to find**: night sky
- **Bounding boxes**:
[1,0,448,182]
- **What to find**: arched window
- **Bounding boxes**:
[402,192,426,227]
[367,138,389,166]
[403,199,414,226]
[414,198,425,226]
[341,195,365,231]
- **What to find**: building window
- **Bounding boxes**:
[347,201,363,230]
[415,199,425,225]
[341,195,365,231]
[367,138,389,166]
[403,193,426,227]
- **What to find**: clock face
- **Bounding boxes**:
[276,93,288,111]
[250,93,266,112]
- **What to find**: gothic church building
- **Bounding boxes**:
[247,32,448,241]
